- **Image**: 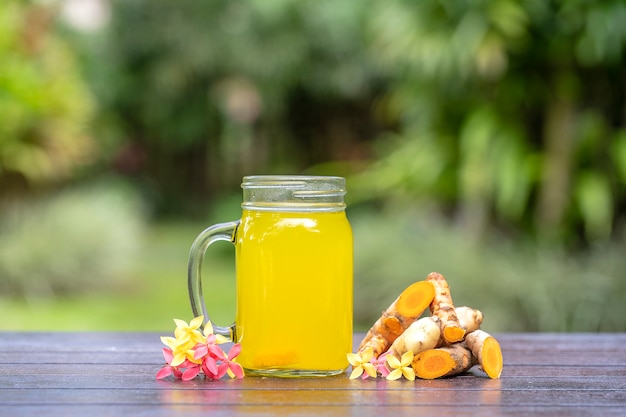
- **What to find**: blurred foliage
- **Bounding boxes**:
[0,181,146,298]
[1,0,626,330]
[352,0,626,246]
[66,0,626,246]
[0,0,96,194]
[0,219,235,331]
[73,0,379,215]
[352,206,626,332]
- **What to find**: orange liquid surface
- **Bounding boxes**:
[234,210,353,373]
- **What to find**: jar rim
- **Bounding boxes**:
[241,175,345,187]
[240,175,346,212]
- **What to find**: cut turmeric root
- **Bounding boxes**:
[455,306,483,334]
[426,272,465,344]
[388,307,484,359]
[412,344,476,379]
[357,280,435,357]
[465,330,503,379]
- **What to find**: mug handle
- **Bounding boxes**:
[187,220,240,340]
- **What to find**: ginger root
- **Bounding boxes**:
[387,316,441,360]
[426,272,465,343]
[465,330,503,379]
[412,344,476,379]
[358,280,435,357]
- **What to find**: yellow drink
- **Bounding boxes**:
[234,209,353,375]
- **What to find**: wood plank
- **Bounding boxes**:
[1,373,626,391]
[4,405,625,417]
[0,386,624,409]
[3,332,622,353]
[3,349,625,367]
[1,332,625,417]
[3,363,625,378]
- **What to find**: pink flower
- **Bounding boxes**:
[207,343,244,379]
[156,316,244,380]
[181,364,202,381]
[156,347,191,380]
[372,352,390,377]
[194,341,228,379]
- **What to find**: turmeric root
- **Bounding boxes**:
[387,316,441,361]
[358,280,435,357]
[465,330,503,379]
[455,306,483,333]
[412,344,477,379]
[426,272,465,344]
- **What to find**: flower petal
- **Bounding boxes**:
[160,336,178,350]
[202,357,219,376]
[386,368,403,381]
[363,363,378,379]
[170,352,187,367]
[228,363,245,379]
[374,353,390,377]
[203,321,215,336]
[349,366,364,380]
[205,334,216,345]
[217,363,229,379]
[402,367,416,381]
[228,343,242,360]
[386,354,401,369]
[215,334,229,344]
[185,349,202,364]
[400,350,414,367]
[361,348,374,363]
[347,353,361,367]
[194,344,209,360]
[173,319,188,329]
[209,344,227,359]
[189,316,204,330]
[190,330,206,345]
[162,347,174,363]
[182,365,201,381]
[156,366,173,380]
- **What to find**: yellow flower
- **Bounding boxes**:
[203,321,229,344]
[347,348,378,380]
[160,316,207,366]
[386,351,415,381]
[160,335,198,366]
[173,316,206,347]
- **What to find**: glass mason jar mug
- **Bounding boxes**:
[188,175,353,377]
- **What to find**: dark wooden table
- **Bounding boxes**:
[1,332,625,416]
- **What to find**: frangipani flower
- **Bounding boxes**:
[347,348,378,380]
[386,351,415,381]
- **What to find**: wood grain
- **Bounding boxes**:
[1,332,625,416]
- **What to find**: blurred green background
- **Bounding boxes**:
[1,0,625,332]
